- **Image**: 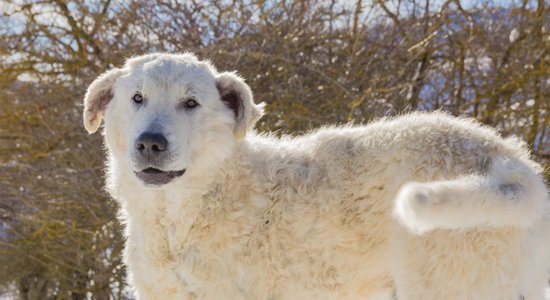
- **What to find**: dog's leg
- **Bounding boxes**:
[390,225,526,300]
[390,157,550,300]
[518,217,550,300]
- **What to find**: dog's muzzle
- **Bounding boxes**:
[135,168,186,186]
[133,132,185,185]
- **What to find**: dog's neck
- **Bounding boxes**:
[106,138,252,238]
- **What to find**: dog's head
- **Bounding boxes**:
[83,53,264,187]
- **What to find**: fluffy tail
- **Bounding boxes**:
[393,157,548,234]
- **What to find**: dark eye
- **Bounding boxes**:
[132,93,143,104]
[183,98,199,109]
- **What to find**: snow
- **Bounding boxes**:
[509,28,520,42]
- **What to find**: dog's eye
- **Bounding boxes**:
[132,93,143,104]
[183,98,199,109]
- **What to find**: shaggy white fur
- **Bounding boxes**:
[83,53,550,300]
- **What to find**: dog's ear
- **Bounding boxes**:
[216,72,265,139]
[83,68,125,134]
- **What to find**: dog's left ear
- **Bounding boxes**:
[216,72,265,139]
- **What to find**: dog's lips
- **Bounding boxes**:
[134,168,186,186]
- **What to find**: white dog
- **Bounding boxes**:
[83,53,550,300]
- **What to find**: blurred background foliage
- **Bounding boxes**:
[0,0,548,299]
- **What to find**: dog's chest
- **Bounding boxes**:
[163,197,388,300]
[161,211,274,298]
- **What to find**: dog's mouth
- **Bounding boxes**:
[134,167,186,186]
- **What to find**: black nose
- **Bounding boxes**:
[136,132,168,156]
